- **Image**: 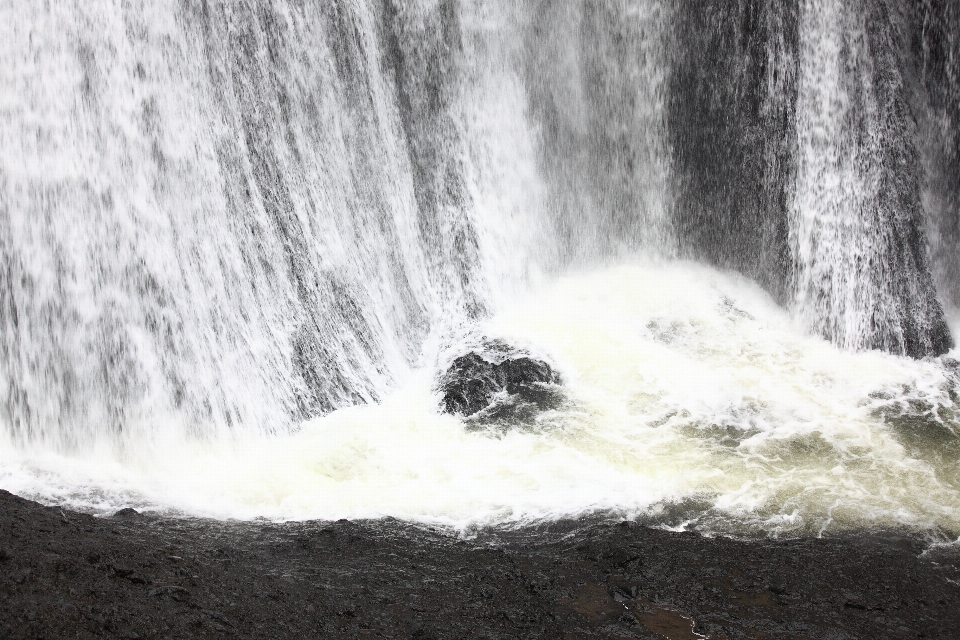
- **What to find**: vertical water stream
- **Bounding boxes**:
[0,0,958,533]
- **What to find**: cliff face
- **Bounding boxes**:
[669,0,799,305]
[669,0,953,357]
[914,0,960,310]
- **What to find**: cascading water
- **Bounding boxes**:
[524,0,675,265]
[792,0,950,356]
[0,0,488,449]
[1,0,959,536]
[917,0,960,310]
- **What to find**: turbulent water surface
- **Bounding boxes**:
[1,0,959,537]
[4,262,960,537]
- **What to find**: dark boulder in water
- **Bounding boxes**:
[438,343,563,424]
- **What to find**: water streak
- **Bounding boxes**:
[0,0,958,534]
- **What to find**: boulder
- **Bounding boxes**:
[437,342,563,425]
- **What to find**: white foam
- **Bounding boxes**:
[3,261,958,534]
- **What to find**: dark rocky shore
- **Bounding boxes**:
[2,490,960,639]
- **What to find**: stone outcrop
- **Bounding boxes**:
[437,342,563,425]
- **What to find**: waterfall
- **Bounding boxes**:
[0,0,957,449]
[0,0,492,447]
[669,0,798,302]
[524,0,675,266]
[791,0,950,356]
[670,0,953,357]
[916,0,960,310]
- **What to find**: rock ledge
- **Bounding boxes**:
[437,341,563,424]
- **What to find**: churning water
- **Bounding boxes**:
[4,262,960,536]
[1,0,959,536]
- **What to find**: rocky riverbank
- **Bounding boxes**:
[2,489,959,639]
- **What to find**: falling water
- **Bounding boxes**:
[791,0,950,356]
[1,0,958,535]
[0,0,486,449]
[524,0,675,265]
[917,0,960,310]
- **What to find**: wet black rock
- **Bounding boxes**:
[438,343,563,424]
[2,489,960,640]
[669,0,954,358]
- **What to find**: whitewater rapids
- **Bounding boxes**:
[2,261,958,537]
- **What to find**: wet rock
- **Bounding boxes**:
[437,341,563,424]
[1,489,960,639]
[149,585,189,599]
[112,508,141,519]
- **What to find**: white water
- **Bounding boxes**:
[3,262,958,535]
[791,0,948,355]
[1,1,957,538]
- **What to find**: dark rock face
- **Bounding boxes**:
[3,489,960,639]
[111,508,142,519]
[438,344,563,424]
[669,0,799,306]
[670,0,954,358]
[846,0,953,358]
[913,0,960,310]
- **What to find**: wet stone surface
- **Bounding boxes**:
[438,341,564,425]
[2,489,960,639]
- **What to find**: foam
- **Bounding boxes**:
[3,261,957,535]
